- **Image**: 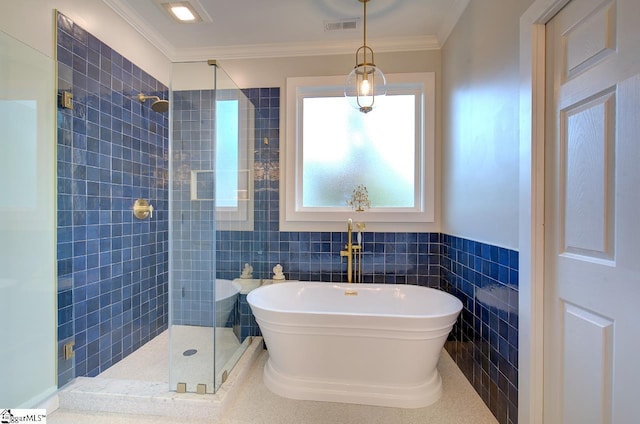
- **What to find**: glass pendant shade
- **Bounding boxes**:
[345,50,387,113]
[344,1,386,113]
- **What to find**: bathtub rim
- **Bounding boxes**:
[247,281,463,320]
[216,278,241,302]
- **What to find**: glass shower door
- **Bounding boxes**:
[211,65,254,390]
[169,61,253,394]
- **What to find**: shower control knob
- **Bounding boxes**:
[133,198,154,220]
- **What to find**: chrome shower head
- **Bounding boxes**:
[137,93,169,113]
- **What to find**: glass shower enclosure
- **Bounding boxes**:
[169,61,254,393]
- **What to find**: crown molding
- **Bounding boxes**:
[170,36,440,62]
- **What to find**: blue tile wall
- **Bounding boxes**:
[170,89,217,326]
[441,235,519,424]
[56,12,169,382]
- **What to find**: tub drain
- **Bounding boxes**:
[183,349,197,356]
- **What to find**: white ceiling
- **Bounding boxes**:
[102,0,469,62]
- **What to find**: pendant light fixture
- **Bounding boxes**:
[345,0,387,113]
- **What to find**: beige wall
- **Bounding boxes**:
[441,0,534,250]
[1,0,171,84]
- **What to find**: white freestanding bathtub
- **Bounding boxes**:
[247,282,463,408]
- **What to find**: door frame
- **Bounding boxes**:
[518,0,571,423]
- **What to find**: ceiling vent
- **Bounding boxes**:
[324,18,359,32]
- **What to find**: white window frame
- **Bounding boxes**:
[281,72,436,232]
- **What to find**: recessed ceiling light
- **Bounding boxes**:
[162,2,202,23]
[171,6,195,21]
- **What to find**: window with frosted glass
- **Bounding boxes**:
[302,95,416,209]
[283,73,435,231]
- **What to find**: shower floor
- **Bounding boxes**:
[98,325,243,392]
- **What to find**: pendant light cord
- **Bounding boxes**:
[363,0,367,47]
[363,0,368,64]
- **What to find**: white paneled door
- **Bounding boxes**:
[545,0,640,422]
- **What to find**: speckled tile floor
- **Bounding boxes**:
[49,348,498,424]
[96,326,243,392]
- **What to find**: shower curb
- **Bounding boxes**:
[56,337,264,420]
